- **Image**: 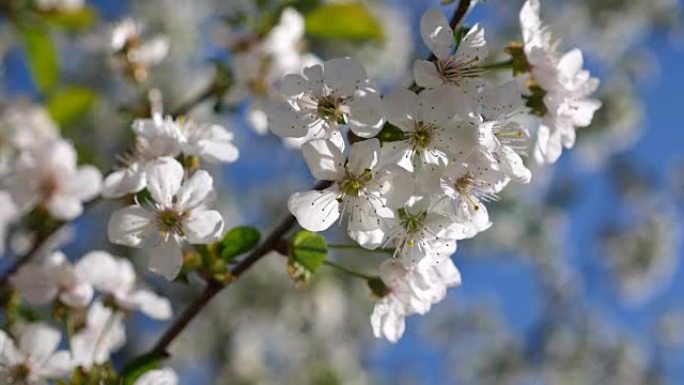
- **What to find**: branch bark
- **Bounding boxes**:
[146,180,331,358]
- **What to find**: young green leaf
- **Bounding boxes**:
[220,226,261,262]
[46,87,97,126]
[18,25,58,93]
[120,353,160,385]
[305,3,383,42]
[289,230,327,273]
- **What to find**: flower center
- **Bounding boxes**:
[436,57,482,83]
[156,208,185,236]
[338,169,372,198]
[398,208,427,236]
[408,121,437,150]
[454,173,480,211]
[10,363,31,382]
[524,79,548,117]
[39,174,59,199]
[317,95,343,121]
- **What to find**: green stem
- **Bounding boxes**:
[480,59,514,71]
[327,244,395,255]
[323,260,374,280]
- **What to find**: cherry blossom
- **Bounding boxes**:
[10,138,102,220]
[268,57,385,139]
[0,323,74,384]
[108,157,224,280]
[77,250,172,319]
[414,9,488,95]
[519,0,601,164]
[10,251,94,308]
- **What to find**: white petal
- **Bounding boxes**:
[18,323,60,364]
[280,73,308,97]
[287,189,340,232]
[102,164,147,199]
[10,266,57,305]
[323,57,367,97]
[420,9,454,60]
[37,350,74,377]
[0,329,20,366]
[346,91,386,138]
[266,102,310,138]
[498,146,531,184]
[418,85,456,126]
[183,209,224,244]
[62,165,102,201]
[107,206,155,247]
[413,60,444,89]
[194,125,239,163]
[176,170,215,211]
[120,289,173,320]
[347,139,380,176]
[148,239,183,280]
[557,48,583,78]
[46,194,84,220]
[59,282,94,308]
[454,23,487,65]
[383,89,418,132]
[145,157,184,207]
[301,139,346,181]
[76,250,135,293]
[133,368,179,385]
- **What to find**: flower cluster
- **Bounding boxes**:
[104,112,237,280]
[270,1,599,342]
[3,250,174,383]
[225,7,321,137]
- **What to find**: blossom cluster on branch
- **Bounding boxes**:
[0,0,601,383]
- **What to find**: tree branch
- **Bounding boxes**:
[146,180,332,359]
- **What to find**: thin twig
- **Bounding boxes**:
[145,180,332,358]
[138,0,475,362]
[170,86,216,117]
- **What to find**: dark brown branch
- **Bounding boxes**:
[170,86,216,117]
[146,180,332,358]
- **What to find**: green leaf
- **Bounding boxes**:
[46,87,96,126]
[305,3,383,42]
[18,25,58,93]
[376,123,406,143]
[121,353,160,385]
[289,230,327,273]
[220,226,261,262]
[38,7,97,31]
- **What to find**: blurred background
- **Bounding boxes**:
[1,0,683,384]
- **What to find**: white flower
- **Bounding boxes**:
[10,251,94,308]
[268,57,385,139]
[0,190,19,255]
[519,0,601,164]
[436,150,504,239]
[287,138,393,247]
[10,139,102,220]
[414,9,488,94]
[381,85,477,172]
[371,257,461,342]
[263,7,320,78]
[109,18,169,67]
[102,114,182,198]
[177,120,239,164]
[478,81,532,184]
[108,157,224,280]
[0,323,73,384]
[383,196,459,268]
[133,368,179,385]
[0,103,58,173]
[71,301,126,370]
[77,251,172,319]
